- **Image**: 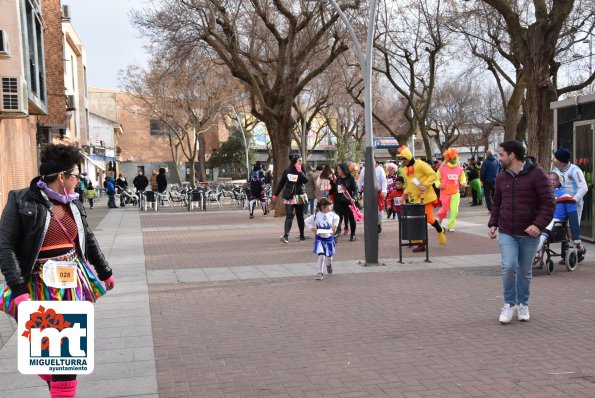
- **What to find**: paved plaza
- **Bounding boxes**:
[1,198,595,397]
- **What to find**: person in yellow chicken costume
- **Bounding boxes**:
[397,145,447,252]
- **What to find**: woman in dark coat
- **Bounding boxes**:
[272,153,309,244]
[329,163,358,241]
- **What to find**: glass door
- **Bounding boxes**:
[574,121,594,242]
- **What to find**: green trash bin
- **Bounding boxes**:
[401,203,426,241]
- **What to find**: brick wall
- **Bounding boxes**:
[38,0,66,127]
[115,92,222,163]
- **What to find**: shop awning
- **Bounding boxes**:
[81,152,105,171]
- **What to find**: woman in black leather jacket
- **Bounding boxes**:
[272,153,309,244]
[0,144,114,396]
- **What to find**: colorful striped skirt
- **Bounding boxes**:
[283,193,308,205]
[0,250,106,316]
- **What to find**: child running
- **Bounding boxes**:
[305,198,340,280]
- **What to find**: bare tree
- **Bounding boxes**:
[427,80,480,153]
[372,0,451,161]
[471,0,595,164]
[132,0,362,204]
[120,55,233,186]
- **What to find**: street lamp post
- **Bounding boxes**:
[323,0,379,265]
[587,36,593,94]
[229,106,251,182]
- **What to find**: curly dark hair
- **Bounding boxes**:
[39,144,83,182]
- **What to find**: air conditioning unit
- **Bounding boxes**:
[0,30,10,57]
[0,76,28,117]
[62,5,71,20]
[66,94,76,110]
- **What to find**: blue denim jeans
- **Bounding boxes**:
[499,233,539,306]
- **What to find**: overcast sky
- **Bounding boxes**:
[63,0,150,89]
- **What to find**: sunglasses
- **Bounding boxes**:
[64,171,81,180]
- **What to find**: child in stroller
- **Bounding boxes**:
[533,172,586,273]
[116,184,139,207]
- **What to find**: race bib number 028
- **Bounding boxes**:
[42,260,78,289]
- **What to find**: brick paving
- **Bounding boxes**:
[144,204,595,397]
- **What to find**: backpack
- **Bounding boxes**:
[79,179,87,191]
[103,180,108,189]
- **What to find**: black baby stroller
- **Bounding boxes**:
[534,221,585,275]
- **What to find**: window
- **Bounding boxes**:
[150,119,174,136]
[21,0,46,106]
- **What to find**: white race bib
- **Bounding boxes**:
[337,185,344,193]
[412,178,421,186]
[42,260,78,289]
[287,174,298,182]
[317,228,333,238]
[447,174,459,181]
[393,197,403,206]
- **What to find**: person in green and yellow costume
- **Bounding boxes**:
[397,145,447,252]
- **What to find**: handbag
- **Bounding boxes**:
[343,185,364,222]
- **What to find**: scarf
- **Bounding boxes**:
[37,180,79,204]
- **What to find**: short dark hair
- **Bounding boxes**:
[499,140,525,161]
[39,144,82,182]
[395,176,405,183]
[255,161,262,168]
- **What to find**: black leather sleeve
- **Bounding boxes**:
[0,191,26,287]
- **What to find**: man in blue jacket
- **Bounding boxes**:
[480,150,500,212]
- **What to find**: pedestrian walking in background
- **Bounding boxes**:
[272,153,309,244]
[106,171,117,208]
[329,163,358,241]
[467,158,482,206]
[86,182,97,209]
[248,161,268,219]
[488,140,555,324]
[357,162,387,233]
[77,172,88,205]
[133,170,149,193]
[150,170,158,191]
[317,164,333,199]
[305,198,340,280]
[397,145,447,252]
[0,144,115,397]
[385,162,399,219]
[311,165,323,202]
[385,176,405,220]
[303,166,317,216]
[480,150,500,213]
[156,168,167,193]
[436,149,467,232]
[552,148,588,222]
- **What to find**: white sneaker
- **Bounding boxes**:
[499,304,516,324]
[517,304,530,321]
[447,228,455,232]
[315,272,323,280]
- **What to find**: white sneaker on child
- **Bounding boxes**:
[315,273,323,280]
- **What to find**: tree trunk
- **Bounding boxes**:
[268,118,292,218]
[189,161,196,187]
[168,139,183,185]
[524,24,558,168]
[198,133,207,182]
[419,121,434,161]
[504,73,526,141]
[524,66,556,167]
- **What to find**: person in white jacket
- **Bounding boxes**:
[358,162,388,233]
[552,148,588,222]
